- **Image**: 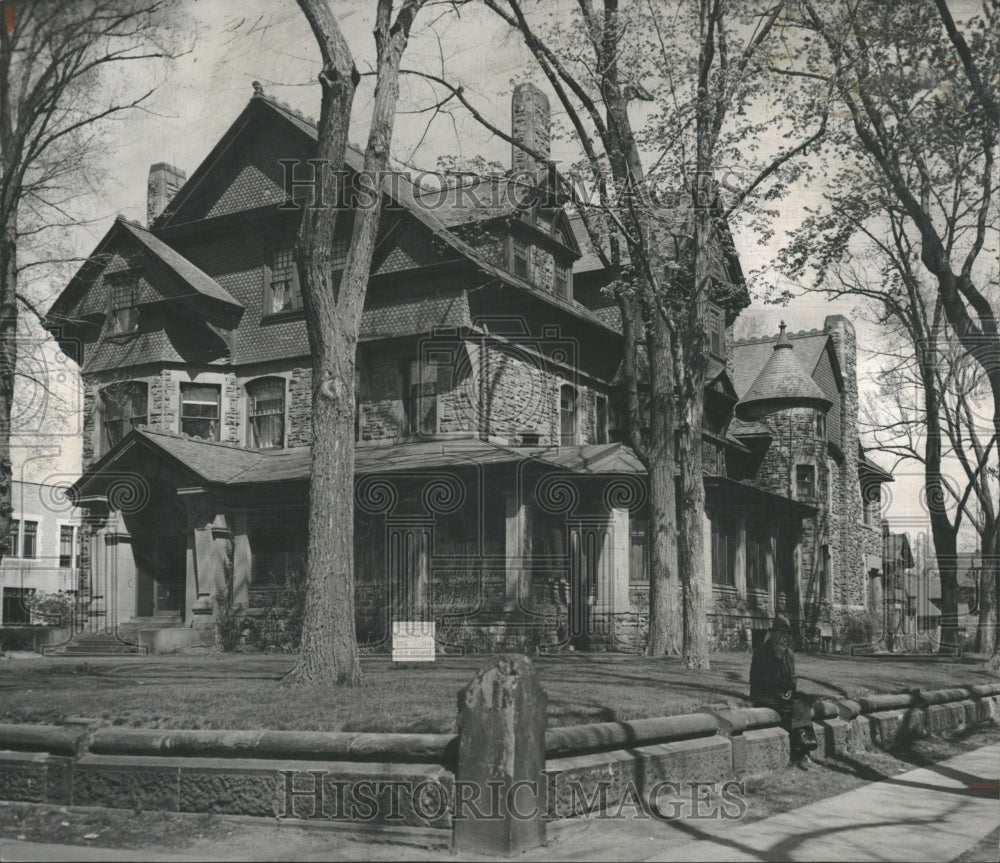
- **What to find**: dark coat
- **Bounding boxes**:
[749,641,797,708]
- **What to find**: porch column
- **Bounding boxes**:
[505,494,528,612]
[595,508,630,614]
[105,511,137,627]
[192,514,216,599]
[232,513,251,608]
[735,516,747,599]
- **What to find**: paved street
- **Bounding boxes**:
[2,743,998,862]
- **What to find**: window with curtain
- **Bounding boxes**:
[59,525,75,568]
[108,274,139,334]
[246,378,285,449]
[795,464,816,499]
[101,382,148,453]
[266,247,301,314]
[560,384,578,445]
[746,523,769,591]
[180,383,220,440]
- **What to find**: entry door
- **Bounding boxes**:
[152,533,186,615]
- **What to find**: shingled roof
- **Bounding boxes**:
[71,429,646,499]
[735,322,832,419]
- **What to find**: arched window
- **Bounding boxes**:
[246,377,285,449]
[101,382,148,454]
[559,384,577,446]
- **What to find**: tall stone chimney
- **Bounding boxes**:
[511,83,550,179]
[147,162,186,225]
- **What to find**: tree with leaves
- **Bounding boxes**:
[778,0,999,653]
[288,0,426,686]
[0,0,175,564]
[450,0,828,666]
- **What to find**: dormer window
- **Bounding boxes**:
[108,274,139,335]
[553,261,571,299]
[559,383,578,445]
[265,246,302,314]
[512,236,530,280]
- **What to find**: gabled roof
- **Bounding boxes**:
[154,93,615,336]
[45,216,242,331]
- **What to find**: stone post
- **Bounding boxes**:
[453,655,548,855]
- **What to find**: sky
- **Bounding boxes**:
[21,0,993,547]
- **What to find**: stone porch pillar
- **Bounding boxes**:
[104,511,136,627]
[505,494,528,612]
[736,516,748,599]
[594,508,631,615]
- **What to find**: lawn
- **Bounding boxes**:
[2,651,996,733]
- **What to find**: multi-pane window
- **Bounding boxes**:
[22,521,37,559]
[595,395,609,445]
[180,383,220,441]
[402,359,440,436]
[553,261,571,298]
[8,519,18,558]
[746,523,769,591]
[101,382,148,453]
[59,525,74,569]
[247,377,285,449]
[795,464,816,499]
[776,527,796,594]
[560,384,578,446]
[266,247,301,314]
[711,516,737,587]
[109,275,139,334]
[816,411,826,440]
[512,237,530,280]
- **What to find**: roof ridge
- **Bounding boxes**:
[139,428,251,452]
[733,327,828,346]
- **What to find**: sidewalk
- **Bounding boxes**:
[643,742,1000,862]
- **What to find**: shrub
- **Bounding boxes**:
[835,609,882,649]
[214,535,245,652]
[24,591,75,626]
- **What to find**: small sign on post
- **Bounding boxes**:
[391,620,435,663]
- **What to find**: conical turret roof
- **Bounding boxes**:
[735,322,832,419]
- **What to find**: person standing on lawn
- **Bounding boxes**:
[750,614,817,769]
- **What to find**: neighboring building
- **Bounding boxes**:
[882,525,915,648]
[44,84,893,653]
[0,481,82,625]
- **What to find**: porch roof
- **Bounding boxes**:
[70,430,646,499]
[704,475,817,519]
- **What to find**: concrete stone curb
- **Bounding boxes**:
[88,728,457,766]
[1,673,998,848]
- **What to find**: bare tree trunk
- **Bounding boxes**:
[289,0,423,685]
[0,218,16,563]
[644,312,680,656]
[975,526,996,654]
[676,197,712,669]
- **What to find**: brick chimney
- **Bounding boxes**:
[147,162,186,225]
[511,83,550,180]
